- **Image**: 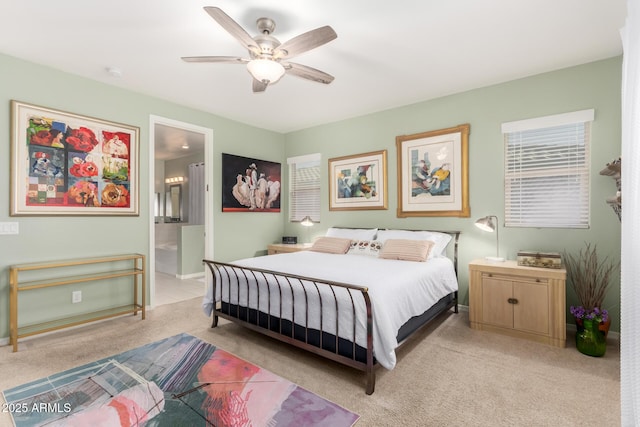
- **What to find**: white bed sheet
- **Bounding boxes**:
[202,251,458,369]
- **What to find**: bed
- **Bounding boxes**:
[202,228,460,394]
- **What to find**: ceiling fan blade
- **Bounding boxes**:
[284,62,335,84]
[252,79,268,93]
[273,26,337,60]
[204,6,260,55]
[181,56,248,64]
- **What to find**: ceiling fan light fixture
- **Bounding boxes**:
[247,59,285,84]
[184,8,336,91]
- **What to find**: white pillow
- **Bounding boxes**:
[376,229,452,258]
[326,227,378,241]
[347,240,383,257]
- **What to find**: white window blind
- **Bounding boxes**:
[502,109,593,228]
[288,153,321,223]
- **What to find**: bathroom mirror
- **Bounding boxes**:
[164,190,171,219]
[165,184,182,222]
[154,192,162,222]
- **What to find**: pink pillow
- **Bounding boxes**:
[310,236,352,254]
[379,239,434,262]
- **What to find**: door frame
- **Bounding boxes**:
[148,115,214,307]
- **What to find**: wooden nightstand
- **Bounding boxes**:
[267,243,313,255]
[468,259,566,347]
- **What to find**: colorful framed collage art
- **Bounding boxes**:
[10,100,139,216]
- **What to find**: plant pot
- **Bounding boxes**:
[599,317,612,339]
[574,316,611,339]
[575,319,607,357]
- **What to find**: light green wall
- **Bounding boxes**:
[0,53,285,340]
[0,52,623,341]
[283,57,622,332]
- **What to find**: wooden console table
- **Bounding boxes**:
[9,254,145,352]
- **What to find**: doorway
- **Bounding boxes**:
[148,116,213,307]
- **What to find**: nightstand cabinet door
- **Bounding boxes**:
[480,274,549,334]
[481,275,513,329]
[513,279,549,335]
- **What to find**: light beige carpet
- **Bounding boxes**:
[0,297,620,426]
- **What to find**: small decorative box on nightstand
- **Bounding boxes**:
[267,243,312,255]
[468,259,566,347]
[517,251,562,269]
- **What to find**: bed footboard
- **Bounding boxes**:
[203,260,377,394]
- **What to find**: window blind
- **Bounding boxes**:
[503,110,593,228]
[288,153,321,223]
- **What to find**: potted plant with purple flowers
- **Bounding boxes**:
[569,306,609,356]
[564,243,618,357]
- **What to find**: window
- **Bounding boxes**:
[502,109,594,228]
[288,153,321,223]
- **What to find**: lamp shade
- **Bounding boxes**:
[301,216,314,227]
[247,59,285,84]
[474,216,496,232]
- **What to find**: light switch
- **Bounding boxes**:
[0,222,19,235]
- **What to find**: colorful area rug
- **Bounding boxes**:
[3,333,359,426]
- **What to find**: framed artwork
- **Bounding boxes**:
[10,100,139,216]
[396,124,470,217]
[329,150,387,211]
[222,153,281,212]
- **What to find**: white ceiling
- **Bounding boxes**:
[0,1,627,139]
[154,124,206,161]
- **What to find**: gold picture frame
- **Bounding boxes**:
[329,150,388,211]
[10,100,140,216]
[396,124,470,217]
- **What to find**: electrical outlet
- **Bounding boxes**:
[72,291,82,303]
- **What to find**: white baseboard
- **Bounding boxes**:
[177,271,205,280]
[1,303,620,347]
[457,304,470,312]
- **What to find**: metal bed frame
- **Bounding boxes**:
[203,230,460,395]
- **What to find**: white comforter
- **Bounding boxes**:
[202,251,458,369]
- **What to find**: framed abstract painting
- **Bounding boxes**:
[396,124,470,217]
[10,100,140,216]
[328,150,387,211]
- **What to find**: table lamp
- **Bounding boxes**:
[475,215,505,262]
[301,216,314,243]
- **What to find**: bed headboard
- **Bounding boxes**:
[329,227,461,277]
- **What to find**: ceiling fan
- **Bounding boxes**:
[182,7,338,93]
